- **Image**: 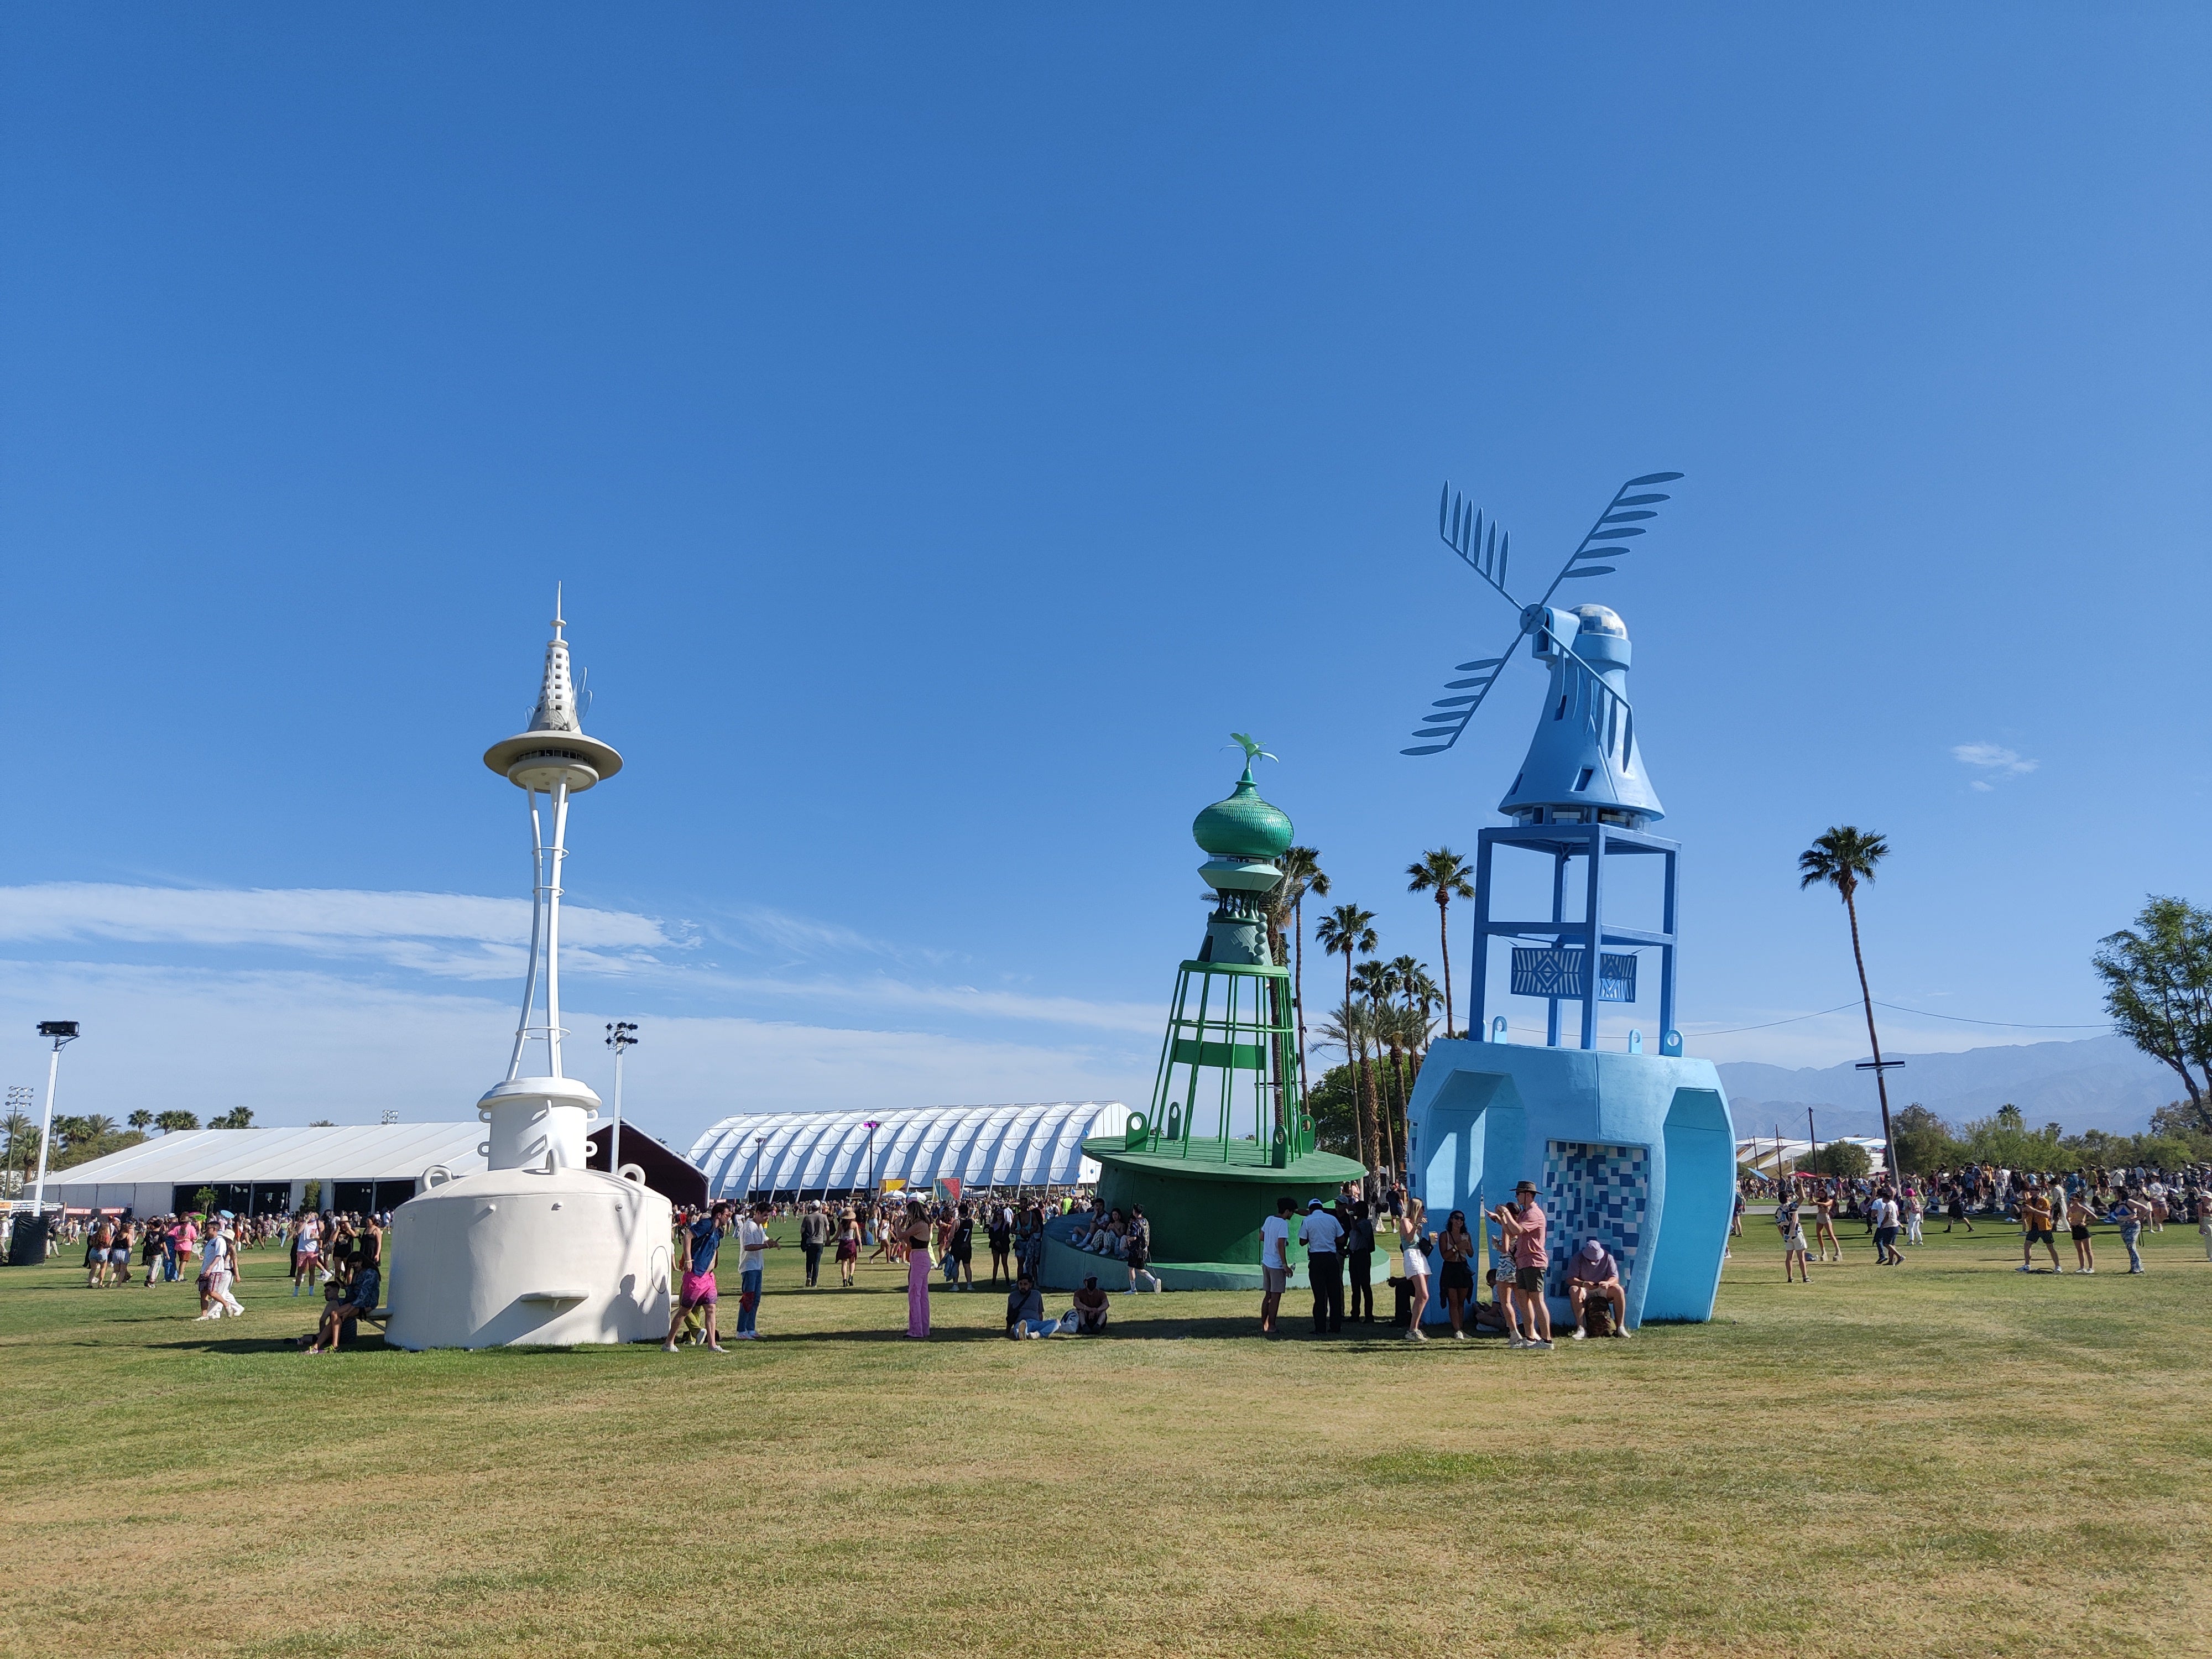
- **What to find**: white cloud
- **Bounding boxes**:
[0,883,680,980]
[0,961,1149,1150]
[1952,742,2038,790]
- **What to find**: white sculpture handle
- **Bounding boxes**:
[617,1162,646,1186]
[422,1164,455,1188]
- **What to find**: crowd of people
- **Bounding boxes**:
[24,1151,2205,1354]
[1754,1160,2212,1279]
[3,1204,395,1344]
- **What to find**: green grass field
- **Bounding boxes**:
[2,1215,2206,1658]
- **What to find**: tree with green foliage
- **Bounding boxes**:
[1797,1140,1871,1179]
[1888,1103,1961,1175]
[211,1107,255,1129]
[2094,897,2212,1133]
[155,1110,200,1134]
[1314,902,1378,1172]
[1799,826,1897,1182]
[1406,848,1475,1039]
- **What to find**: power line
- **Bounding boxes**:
[1686,999,2110,1039]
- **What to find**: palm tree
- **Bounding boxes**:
[1314,903,1378,1173]
[2,1110,35,1187]
[1799,826,1897,1180]
[1275,847,1329,1091]
[1407,848,1475,1038]
[127,1110,153,1132]
[1353,960,1400,1174]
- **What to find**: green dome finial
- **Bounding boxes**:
[1193,735,1293,858]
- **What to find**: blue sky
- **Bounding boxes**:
[1,7,2205,1148]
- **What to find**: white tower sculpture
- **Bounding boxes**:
[387,593,674,1350]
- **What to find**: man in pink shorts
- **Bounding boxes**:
[665,1199,734,1353]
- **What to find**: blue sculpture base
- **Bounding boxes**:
[1405,1038,1735,1330]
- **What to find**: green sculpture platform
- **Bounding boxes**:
[1051,743,1365,1293]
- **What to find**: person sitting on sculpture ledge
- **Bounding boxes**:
[1067,1197,1109,1250]
[304,1253,382,1354]
[1564,1240,1629,1340]
[1071,1274,1112,1334]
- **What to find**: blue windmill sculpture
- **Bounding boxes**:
[1405,471,1684,1051]
[1396,471,1735,1331]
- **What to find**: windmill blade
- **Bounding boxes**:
[1529,471,1685,609]
[1401,617,1533,755]
[1437,483,1516,603]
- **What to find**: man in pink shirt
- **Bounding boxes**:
[1490,1180,1553,1350]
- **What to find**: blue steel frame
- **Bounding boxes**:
[1469,820,1679,1051]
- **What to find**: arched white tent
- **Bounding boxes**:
[688,1102,1128,1200]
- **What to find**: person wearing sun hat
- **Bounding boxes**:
[1489,1180,1552,1350]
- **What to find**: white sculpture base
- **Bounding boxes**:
[386,1166,672,1350]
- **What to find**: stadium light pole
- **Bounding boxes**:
[747,1134,768,1207]
[604,1021,638,1181]
[863,1120,879,1199]
[29,1021,80,1212]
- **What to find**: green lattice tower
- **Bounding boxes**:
[1081,743,1365,1280]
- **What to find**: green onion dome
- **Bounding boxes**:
[1192,765,1294,859]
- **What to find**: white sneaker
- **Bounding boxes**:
[1453,1329,1466,1340]
[1528,1338,1554,1350]
[2016,1263,2032,1272]
[1507,1335,1527,1349]
[1569,1327,1586,1340]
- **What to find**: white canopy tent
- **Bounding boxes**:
[689,1102,1129,1201]
[1736,1135,1889,1176]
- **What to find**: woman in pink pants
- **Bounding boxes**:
[901,1202,935,1338]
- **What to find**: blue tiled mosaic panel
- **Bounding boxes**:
[1541,1140,1647,1295]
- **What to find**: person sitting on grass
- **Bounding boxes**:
[1072,1274,1111,1335]
[305,1252,381,1354]
[1005,1272,1058,1338]
[1564,1239,1629,1339]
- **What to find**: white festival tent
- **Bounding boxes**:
[1735,1135,1890,1176]
[44,1124,492,1218]
[689,1102,1129,1201]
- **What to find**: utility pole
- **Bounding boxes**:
[604,1021,638,1180]
[30,1022,80,1212]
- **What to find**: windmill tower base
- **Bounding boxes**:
[1405,1039,1735,1331]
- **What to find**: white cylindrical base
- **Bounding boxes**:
[385,1166,672,1349]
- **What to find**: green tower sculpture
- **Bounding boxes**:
[1062,738,1368,1291]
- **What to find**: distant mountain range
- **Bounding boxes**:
[1716,1035,2177,1141]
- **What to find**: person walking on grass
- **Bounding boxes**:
[1258,1195,1295,1336]
[1491,1180,1553,1350]
[2113,1188,2148,1274]
[1778,1192,1812,1282]
[1873,1186,1905,1266]
[1904,1186,1925,1246]
[797,1201,830,1289]
[2017,1180,2062,1274]
[901,1200,936,1337]
[732,1202,780,1338]
[1299,1197,1345,1334]
[666,1199,733,1353]
[195,1220,244,1319]
[836,1207,862,1287]
[986,1203,1014,1286]
[1395,1197,1431,1339]
[2065,1190,2096,1274]
[1344,1198,1377,1324]
[1812,1185,1842,1263]
[1437,1209,1477,1339]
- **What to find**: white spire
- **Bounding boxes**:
[528,592,583,735]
